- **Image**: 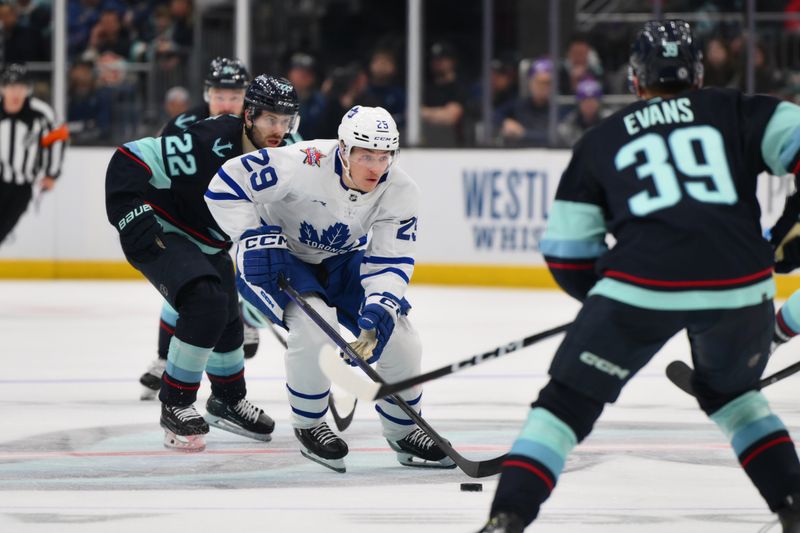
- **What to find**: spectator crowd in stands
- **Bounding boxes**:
[5,0,800,147]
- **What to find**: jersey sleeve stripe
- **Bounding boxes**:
[366,291,403,304]
[542,200,607,240]
[362,256,415,265]
[762,101,800,175]
[117,145,152,176]
[779,127,800,172]
[545,260,596,270]
[216,168,251,202]
[204,190,242,201]
[539,239,607,259]
[360,267,410,284]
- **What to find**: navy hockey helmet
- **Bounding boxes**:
[628,20,703,93]
[244,75,300,115]
[204,57,250,90]
[0,63,30,86]
[243,75,301,140]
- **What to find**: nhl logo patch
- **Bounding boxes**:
[301,147,325,167]
[349,193,358,202]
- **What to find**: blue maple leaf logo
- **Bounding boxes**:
[298,220,355,252]
[321,223,351,248]
[299,221,319,243]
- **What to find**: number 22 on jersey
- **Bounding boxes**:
[165,134,197,175]
[614,125,737,216]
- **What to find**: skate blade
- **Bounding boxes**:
[205,415,272,442]
[396,452,457,469]
[163,430,206,452]
[299,448,346,473]
[140,386,158,401]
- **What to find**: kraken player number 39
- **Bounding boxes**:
[616,124,737,216]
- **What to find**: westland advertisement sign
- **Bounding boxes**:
[463,166,551,253]
[401,150,568,266]
[400,149,793,267]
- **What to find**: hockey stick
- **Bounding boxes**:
[278,275,506,478]
[319,322,571,402]
[666,359,800,397]
[266,322,288,348]
[266,320,357,431]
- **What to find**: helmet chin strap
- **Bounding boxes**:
[338,142,360,190]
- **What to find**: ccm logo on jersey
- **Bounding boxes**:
[117,204,153,231]
[243,234,288,249]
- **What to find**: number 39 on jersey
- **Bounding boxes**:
[615,125,737,216]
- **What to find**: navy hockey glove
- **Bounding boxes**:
[344,293,401,365]
[116,204,165,263]
[237,225,290,294]
[771,193,800,273]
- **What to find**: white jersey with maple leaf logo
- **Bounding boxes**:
[205,139,419,302]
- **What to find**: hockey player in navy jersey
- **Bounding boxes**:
[139,57,252,400]
[479,21,800,533]
[205,105,456,473]
[105,75,301,452]
[138,59,302,398]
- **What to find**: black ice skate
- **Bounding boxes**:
[388,427,456,468]
[204,395,274,441]
[139,358,166,401]
[476,512,525,533]
[294,422,348,473]
[160,403,209,452]
[242,322,260,359]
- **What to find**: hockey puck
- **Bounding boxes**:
[460,482,483,492]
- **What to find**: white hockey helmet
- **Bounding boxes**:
[338,105,399,158]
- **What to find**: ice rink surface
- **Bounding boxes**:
[1,280,798,533]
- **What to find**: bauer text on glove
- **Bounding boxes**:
[116,204,166,263]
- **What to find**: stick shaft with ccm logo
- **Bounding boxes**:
[319,321,572,402]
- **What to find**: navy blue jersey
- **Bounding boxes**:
[107,114,246,253]
[107,114,303,253]
[540,87,800,310]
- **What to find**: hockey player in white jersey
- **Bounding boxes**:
[205,105,455,472]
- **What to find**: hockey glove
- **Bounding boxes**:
[343,293,401,365]
[771,193,800,273]
[237,225,290,295]
[116,204,165,263]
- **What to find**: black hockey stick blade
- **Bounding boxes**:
[666,359,800,397]
[266,314,357,430]
[278,275,506,478]
[319,322,571,401]
[665,360,695,395]
[329,391,357,432]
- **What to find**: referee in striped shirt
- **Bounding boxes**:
[0,63,68,244]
